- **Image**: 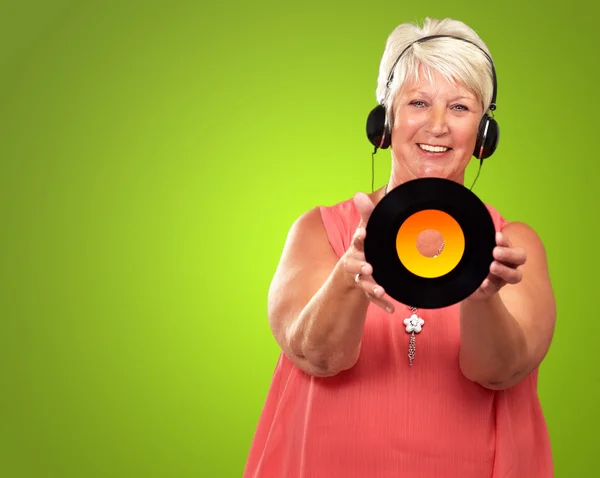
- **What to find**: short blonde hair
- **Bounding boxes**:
[375,17,495,130]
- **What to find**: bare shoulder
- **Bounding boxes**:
[501,220,543,242]
[279,206,338,263]
[501,220,548,264]
[288,206,328,241]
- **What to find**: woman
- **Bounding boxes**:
[244,17,556,478]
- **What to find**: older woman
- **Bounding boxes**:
[244,17,556,478]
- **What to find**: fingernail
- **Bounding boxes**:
[373,286,380,295]
[361,264,369,274]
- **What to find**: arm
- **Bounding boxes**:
[268,201,394,378]
[459,221,557,390]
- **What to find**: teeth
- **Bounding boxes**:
[419,144,449,153]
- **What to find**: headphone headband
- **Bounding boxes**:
[384,34,497,112]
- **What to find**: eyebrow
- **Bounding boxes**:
[450,95,476,101]
[408,91,476,101]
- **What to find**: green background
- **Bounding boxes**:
[1,0,597,476]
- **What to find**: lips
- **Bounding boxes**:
[416,143,452,158]
[417,143,452,153]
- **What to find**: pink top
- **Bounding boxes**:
[244,197,553,478]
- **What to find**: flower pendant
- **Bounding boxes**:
[403,313,424,367]
[403,313,424,334]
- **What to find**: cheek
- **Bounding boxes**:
[392,117,421,141]
[453,124,480,148]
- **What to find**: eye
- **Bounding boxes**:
[452,104,469,111]
[410,100,426,107]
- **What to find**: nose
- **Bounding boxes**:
[425,105,449,136]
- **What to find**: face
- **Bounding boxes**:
[389,68,483,183]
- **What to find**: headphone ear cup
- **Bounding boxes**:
[474,115,500,159]
[366,104,391,149]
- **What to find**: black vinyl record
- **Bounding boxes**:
[364,177,496,309]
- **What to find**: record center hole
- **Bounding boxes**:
[416,229,445,258]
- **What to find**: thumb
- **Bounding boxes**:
[353,192,375,228]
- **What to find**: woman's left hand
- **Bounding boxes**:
[468,231,527,301]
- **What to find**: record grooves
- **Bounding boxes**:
[364,178,496,309]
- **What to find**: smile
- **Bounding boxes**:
[417,143,451,153]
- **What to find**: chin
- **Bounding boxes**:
[417,165,449,178]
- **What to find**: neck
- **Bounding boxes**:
[385,163,465,196]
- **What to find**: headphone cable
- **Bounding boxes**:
[469,158,483,191]
[371,151,482,193]
[371,147,377,193]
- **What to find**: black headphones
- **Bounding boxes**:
[366,34,499,160]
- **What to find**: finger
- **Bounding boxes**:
[486,271,505,289]
[353,192,375,228]
[475,277,500,297]
[490,261,523,284]
[367,293,396,314]
[351,226,366,252]
[356,275,386,298]
[495,231,511,248]
[361,283,395,313]
[493,246,526,266]
[343,256,373,276]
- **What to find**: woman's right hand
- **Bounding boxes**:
[341,192,396,314]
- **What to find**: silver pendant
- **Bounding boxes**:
[403,313,424,367]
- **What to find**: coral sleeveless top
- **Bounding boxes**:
[244,197,553,478]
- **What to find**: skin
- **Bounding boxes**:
[267,67,556,389]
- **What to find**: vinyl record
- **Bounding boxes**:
[364,177,496,309]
